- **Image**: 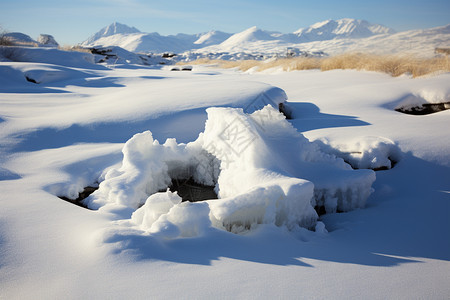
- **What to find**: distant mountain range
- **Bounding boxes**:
[80,22,232,53]
[79,19,450,57]
[7,19,448,59]
[293,19,395,41]
[80,19,400,53]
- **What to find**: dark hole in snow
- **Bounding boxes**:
[341,155,398,171]
[170,67,180,71]
[314,205,344,216]
[168,177,217,202]
[279,102,292,119]
[25,76,38,84]
[395,102,450,115]
[58,186,97,209]
[315,205,327,216]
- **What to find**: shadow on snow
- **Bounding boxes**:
[10,107,208,152]
[287,102,370,132]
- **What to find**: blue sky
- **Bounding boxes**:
[1,0,449,45]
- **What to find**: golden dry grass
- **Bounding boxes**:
[58,45,92,53]
[184,53,450,78]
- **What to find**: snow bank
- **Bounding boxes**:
[315,137,402,170]
[393,89,450,111]
[89,105,376,236]
[0,62,96,85]
[0,46,98,69]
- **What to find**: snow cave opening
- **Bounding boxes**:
[167,177,218,202]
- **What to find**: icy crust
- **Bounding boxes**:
[84,133,218,209]
[202,106,376,219]
[87,106,376,236]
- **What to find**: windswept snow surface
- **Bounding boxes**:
[0,48,449,299]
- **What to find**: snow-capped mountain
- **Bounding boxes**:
[81,22,141,46]
[194,30,232,46]
[81,22,202,53]
[79,19,448,57]
[294,19,395,41]
[82,19,396,53]
[87,31,196,53]
[221,27,275,44]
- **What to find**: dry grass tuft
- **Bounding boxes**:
[58,45,92,53]
[186,53,450,78]
[320,53,450,77]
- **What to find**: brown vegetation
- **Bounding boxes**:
[0,26,13,46]
[435,48,450,55]
[58,45,92,53]
[185,53,450,78]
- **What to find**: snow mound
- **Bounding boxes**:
[37,34,59,47]
[88,106,376,236]
[394,90,450,111]
[315,137,402,171]
[133,196,212,238]
[3,32,38,46]
[384,80,450,114]
[1,62,95,85]
[0,47,98,69]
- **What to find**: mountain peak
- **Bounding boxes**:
[294,18,395,41]
[82,22,141,46]
[102,22,141,35]
[219,26,275,49]
[194,30,232,45]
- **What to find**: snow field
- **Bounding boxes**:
[1,47,449,299]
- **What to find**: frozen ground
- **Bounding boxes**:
[0,48,449,299]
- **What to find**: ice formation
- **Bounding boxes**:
[86,105,376,236]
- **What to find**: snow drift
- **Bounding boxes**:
[86,105,375,236]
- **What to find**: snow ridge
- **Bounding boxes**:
[294,18,395,41]
[194,30,232,45]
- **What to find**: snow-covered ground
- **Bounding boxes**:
[0,48,449,299]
